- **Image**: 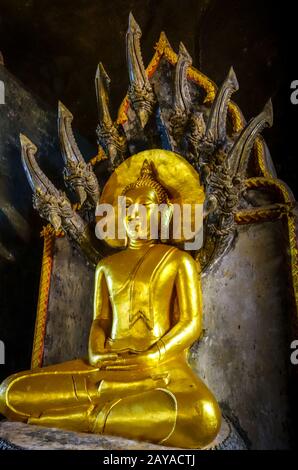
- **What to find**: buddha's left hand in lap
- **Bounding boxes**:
[96,344,161,370]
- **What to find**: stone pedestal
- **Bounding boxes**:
[0,417,247,450]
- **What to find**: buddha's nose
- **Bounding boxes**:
[128,204,140,221]
[128,213,140,222]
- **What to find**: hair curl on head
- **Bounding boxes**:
[122,159,170,204]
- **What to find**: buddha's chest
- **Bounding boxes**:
[106,246,177,296]
[105,246,177,336]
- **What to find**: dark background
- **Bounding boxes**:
[0,0,297,378]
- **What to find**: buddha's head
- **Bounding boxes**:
[121,159,172,242]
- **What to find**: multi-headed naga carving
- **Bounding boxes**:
[198,67,239,157]
[20,13,294,273]
[20,134,101,265]
[194,93,274,271]
[58,102,100,207]
[95,63,127,170]
[170,42,192,144]
[126,13,156,128]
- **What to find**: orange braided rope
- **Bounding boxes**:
[31,225,63,368]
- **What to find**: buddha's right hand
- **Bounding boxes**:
[89,352,119,368]
[89,321,116,366]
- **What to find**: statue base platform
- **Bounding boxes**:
[0,416,247,450]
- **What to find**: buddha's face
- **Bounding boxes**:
[123,187,160,241]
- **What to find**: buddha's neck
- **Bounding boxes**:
[128,238,156,250]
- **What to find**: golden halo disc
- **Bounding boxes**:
[97,149,205,248]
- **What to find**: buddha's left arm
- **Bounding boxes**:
[156,252,202,359]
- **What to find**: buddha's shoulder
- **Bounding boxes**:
[95,251,126,273]
[162,245,198,266]
[154,244,193,261]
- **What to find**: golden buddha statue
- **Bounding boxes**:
[0,150,221,449]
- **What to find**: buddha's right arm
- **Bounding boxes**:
[88,263,117,366]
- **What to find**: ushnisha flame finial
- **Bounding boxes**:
[122,159,170,204]
[126,12,156,128]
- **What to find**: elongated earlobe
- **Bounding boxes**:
[160,203,173,243]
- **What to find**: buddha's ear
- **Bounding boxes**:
[160,203,173,243]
